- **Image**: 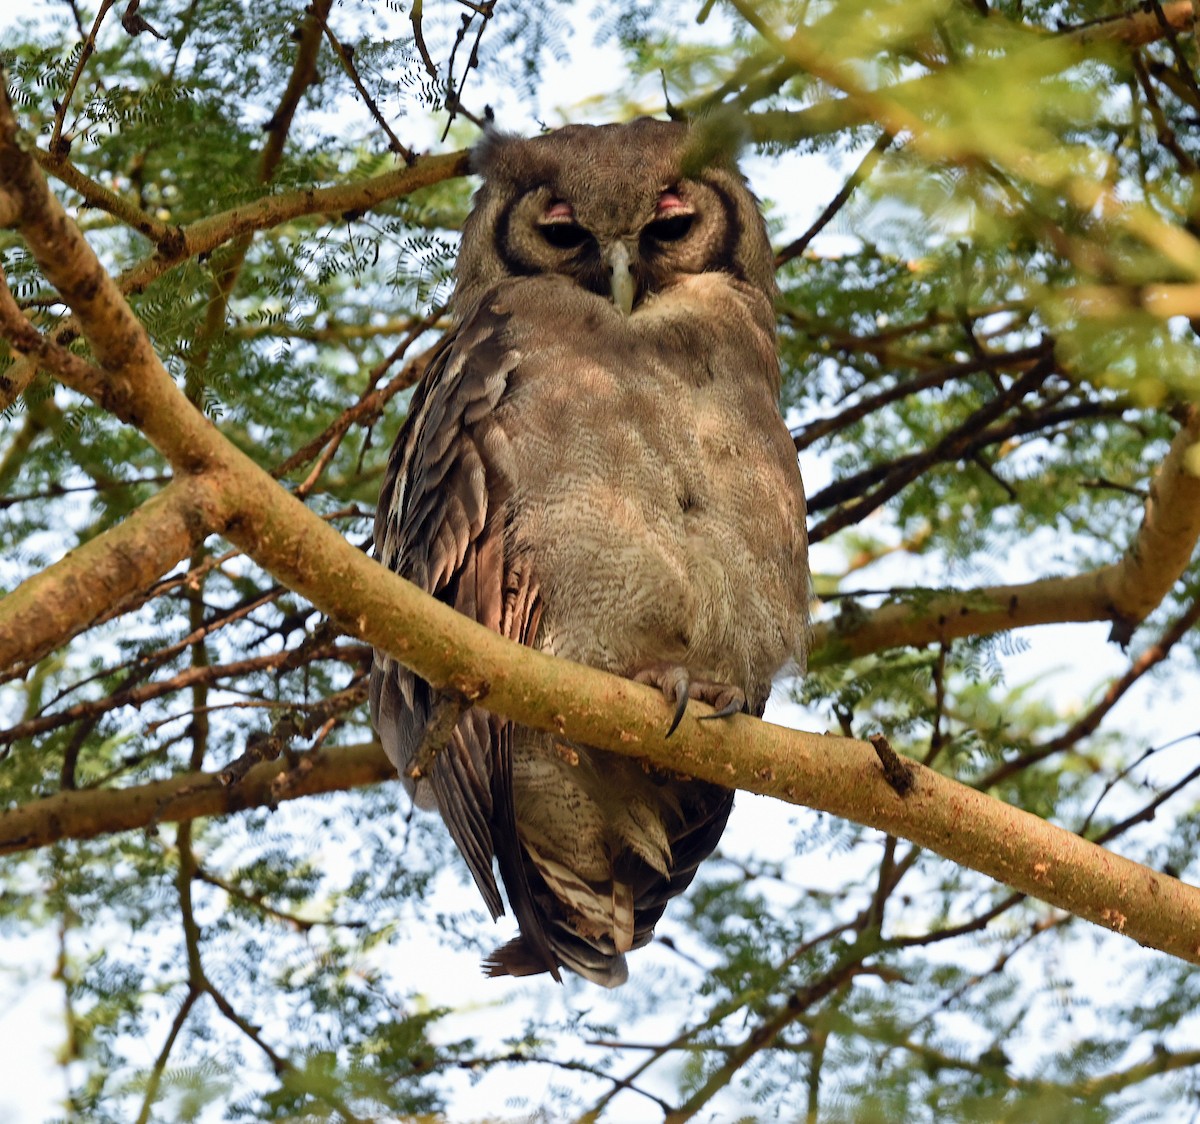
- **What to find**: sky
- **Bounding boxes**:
[3,3,1200,1122]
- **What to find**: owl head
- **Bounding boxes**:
[452,117,776,319]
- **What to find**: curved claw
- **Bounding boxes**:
[699,696,746,722]
[665,676,690,738]
[632,664,748,738]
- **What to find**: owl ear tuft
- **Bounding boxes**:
[470,123,523,177]
[679,106,749,179]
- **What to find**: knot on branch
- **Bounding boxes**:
[869,733,915,797]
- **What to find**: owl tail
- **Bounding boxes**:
[521,839,639,954]
[483,933,629,988]
[611,879,635,953]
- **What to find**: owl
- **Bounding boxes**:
[370,118,809,987]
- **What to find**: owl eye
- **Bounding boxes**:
[644,213,695,243]
[539,222,592,250]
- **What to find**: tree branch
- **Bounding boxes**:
[980,595,1200,789]
[1,642,363,745]
[35,146,170,243]
[809,361,1055,539]
[133,985,201,1124]
[0,742,393,853]
[744,1,1200,145]
[183,0,333,403]
[774,133,891,269]
[5,62,1200,975]
[663,956,868,1123]
[313,6,415,162]
[119,149,469,297]
[0,353,37,412]
[0,476,227,678]
[48,0,118,156]
[792,345,1052,454]
[811,404,1200,661]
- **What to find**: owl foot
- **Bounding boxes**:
[632,664,748,737]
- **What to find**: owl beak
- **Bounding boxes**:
[604,242,636,317]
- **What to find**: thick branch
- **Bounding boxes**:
[5,70,1200,971]
[4,632,1200,968]
[1,148,467,414]
[0,742,392,853]
[259,1,331,181]
[0,476,227,677]
[812,406,1200,661]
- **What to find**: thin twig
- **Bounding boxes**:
[411,0,440,80]
[49,0,119,156]
[273,307,445,480]
[775,133,892,268]
[792,343,1051,453]
[133,986,201,1124]
[808,360,1056,538]
[980,596,1200,789]
[313,8,415,163]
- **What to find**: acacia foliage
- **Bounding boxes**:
[3,1,1200,1121]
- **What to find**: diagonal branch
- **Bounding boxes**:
[184,0,333,400]
[118,148,470,296]
[0,643,364,745]
[743,1,1200,145]
[133,985,201,1124]
[34,146,170,243]
[663,956,870,1123]
[809,361,1054,540]
[5,67,1200,975]
[774,132,891,269]
[48,0,118,156]
[791,340,1053,453]
[0,144,466,414]
[0,475,227,678]
[314,7,415,162]
[980,595,1200,789]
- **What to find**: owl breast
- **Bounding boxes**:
[495,272,807,711]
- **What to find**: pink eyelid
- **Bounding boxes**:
[656,190,685,213]
[544,200,574,220]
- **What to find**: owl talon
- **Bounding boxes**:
[699,695,746,722]
[633,664,748,737]
[667,678,690,738]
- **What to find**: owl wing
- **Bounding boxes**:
[369,305,555,974]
